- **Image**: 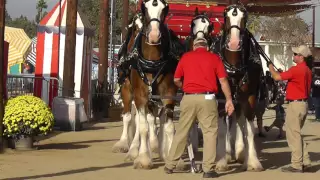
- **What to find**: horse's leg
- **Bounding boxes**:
[235,109,245,164]
[125,103,140,161]
[147,106,159,154]
[134,104,153,169]
[216,115,233,172]
[242,96,264,171]
[112,79,133,153]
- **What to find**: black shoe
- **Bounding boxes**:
[203,171,219,178]
[281,166,303,173]
[258,132,266,138]
[164,166,173,174]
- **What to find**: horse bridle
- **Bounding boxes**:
[190,14,214,39]
[140,0,169,45]
[223,4,248,52]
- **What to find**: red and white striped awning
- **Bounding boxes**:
[38,0,94,36]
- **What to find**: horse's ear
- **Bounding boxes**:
[195,7,199,15]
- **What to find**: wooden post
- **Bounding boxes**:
[98,0,109,86]
[62,0,78,97]
[312,6,315,48]
[0,0,5,151]
[121,0,129,42]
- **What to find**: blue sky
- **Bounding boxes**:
[6,0,320,42]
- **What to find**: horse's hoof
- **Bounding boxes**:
[242,164,265,172]
[150,139,159,153]
[112,140,129,153]
[133,153,153,169]
[215,165,230,172]
[124,148,139,162]
[247,166,265,172]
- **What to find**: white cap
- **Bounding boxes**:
[292,45,312,58]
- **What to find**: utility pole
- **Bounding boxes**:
[121,0,129,42]
[98,0,109,87]
[0,0,5,152]
[312,6,315,48]
[63,0,78,97]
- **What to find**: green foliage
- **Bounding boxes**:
[78,0,137,46]
[3,95,54,139]
[6,15,37,39]
[258,15,311,45]
[79,0,100,47]
[246,15,261,35]
[36,0,48,24]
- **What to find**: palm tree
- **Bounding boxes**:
[36,0,48,24]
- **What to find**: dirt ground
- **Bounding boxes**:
[0,109,320,180]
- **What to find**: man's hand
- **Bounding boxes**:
[225,99,235,116]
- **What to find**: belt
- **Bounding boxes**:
[288,99,307,103]
[185,92,214,95]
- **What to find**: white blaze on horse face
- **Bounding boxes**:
[193,18,210,39]
[145,0,165,43]
[227,7,244,51]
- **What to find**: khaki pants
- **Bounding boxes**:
[285,101,311,169]
[165,94,218,173]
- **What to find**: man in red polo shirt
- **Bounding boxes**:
[164,39,234,178]
[267,45,312,173]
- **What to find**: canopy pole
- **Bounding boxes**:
[0,0,5,152]
[63,0,78,97]
[312,6,315,48]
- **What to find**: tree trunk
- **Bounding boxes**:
[98,0,109,86]
[63,0,78,97]
[0,0,6,152]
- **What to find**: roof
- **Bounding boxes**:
[38,0,94,36]
[4,26,32,68]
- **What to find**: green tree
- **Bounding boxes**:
[5,0,12,22]
[258,15,311,45]
[36,0,48,24]
[247,15,261,35]
[6,15,37,38]
[78,0,137,47]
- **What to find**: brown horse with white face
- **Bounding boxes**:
[112,13,143,153]
[124,0,181,169]
[214,4,264,172]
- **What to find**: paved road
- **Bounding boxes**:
[0,109,319,180]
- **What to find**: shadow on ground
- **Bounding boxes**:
[36,139,118,150]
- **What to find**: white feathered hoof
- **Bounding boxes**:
[124,147,139,162]
[112,140,129,153]
[133,153,153,169]
[242,161,264,172]
[150,138,159,154]
[215,159,230,172]
[235,151,245,164]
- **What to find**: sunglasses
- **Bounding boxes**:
[293,53,301,56]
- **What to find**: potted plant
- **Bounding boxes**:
[3,95,54,150]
